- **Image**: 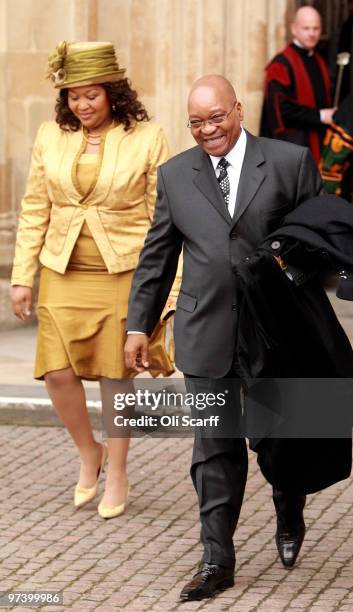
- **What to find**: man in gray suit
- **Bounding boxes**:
[125,75,322,601]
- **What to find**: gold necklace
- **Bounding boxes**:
[82,132,102,144]
[86,132,102,138]
[83,121,114,143]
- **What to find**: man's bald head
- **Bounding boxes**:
[188,75,237,109]
[294,5,321,25]
[187,74,243,157]
[291,6,321,51]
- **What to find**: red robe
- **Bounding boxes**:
[260,44,331,165]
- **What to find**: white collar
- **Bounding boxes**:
[293,39,314,57]
[209,128,247,170]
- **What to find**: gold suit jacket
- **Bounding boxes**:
[11,120,177,290]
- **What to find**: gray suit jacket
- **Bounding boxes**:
[127,131,322,377]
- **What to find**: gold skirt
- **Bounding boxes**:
[34,266,174,380]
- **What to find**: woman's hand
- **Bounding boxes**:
[11,285,33,321]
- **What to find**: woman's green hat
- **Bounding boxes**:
[46,41,126,88]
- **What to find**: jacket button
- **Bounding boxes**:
[271,240,280,250]
[232,304,236,311]
[230,232,237,240]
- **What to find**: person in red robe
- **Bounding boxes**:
[260,6,336,165]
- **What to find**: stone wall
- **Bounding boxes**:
[97,0,291,151]
[0,0,290,328]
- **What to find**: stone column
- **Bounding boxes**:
[0,0,10,278]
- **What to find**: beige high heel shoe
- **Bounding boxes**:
[74,443,108,508]
[97,485,130,519]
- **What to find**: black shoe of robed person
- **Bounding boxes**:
[273,490,306,568]
[179,562,234,601]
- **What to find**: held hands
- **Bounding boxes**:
[11,285,33,321]
[124,333,150,373]
[125,297,176,373]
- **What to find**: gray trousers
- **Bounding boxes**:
[185,375,248,569]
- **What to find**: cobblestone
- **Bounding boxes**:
[0,426,352,610]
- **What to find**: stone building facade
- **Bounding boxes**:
[0,0,346,328]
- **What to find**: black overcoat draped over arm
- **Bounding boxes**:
[234,194,353,494]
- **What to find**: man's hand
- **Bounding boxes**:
[124,333,150,373]
[11,285,33,321]
[320,107,337,125]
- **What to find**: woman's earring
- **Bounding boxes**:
[112,104,116,112]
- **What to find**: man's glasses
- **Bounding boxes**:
[187,101,237,130]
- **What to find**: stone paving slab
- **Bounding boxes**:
[0,426,352,611]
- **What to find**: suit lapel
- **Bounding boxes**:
[58,129,85,204]
[193,149,232,225]
[231,131,265,227]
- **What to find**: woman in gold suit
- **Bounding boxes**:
[10,41,178,518]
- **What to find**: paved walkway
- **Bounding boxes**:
[0,426,353,611]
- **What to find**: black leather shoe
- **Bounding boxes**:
[180,563,234,601]
[275,524,305,567]
[273,490,306,568]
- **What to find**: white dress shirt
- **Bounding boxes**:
[209,128,247,218]
[293,38,314,57]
